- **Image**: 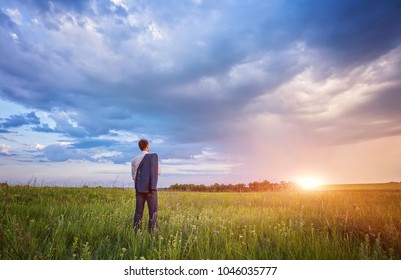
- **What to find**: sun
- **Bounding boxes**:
[297,177,323,190]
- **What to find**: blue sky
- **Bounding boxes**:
[1,0,401,187]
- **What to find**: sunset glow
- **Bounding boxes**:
[297,177,323,191]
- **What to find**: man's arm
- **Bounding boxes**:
[131,160,137,181]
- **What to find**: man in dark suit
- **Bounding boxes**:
[131,139,161,233]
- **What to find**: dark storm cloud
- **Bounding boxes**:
[0,112,40,129]
[294,0,401,67]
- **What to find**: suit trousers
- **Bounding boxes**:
[133,191,158,233]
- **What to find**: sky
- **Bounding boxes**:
[1,0,401,187]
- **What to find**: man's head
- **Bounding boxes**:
[138,139,149,151]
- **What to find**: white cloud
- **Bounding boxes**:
[243,44,401,146]
[191,149,217,160]
[147,23,164,40]
[110,0,129,12]
[3,8,23,25]
[10,32,19,42]
[35,144,46,150]
[92,151,122,160]
[0,144,12,155]
[59,142,72,147]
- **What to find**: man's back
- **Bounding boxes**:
[135,153,159,193]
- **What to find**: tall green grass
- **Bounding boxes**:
[1,184,400,259]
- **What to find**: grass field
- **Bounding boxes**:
[1,183,400,260]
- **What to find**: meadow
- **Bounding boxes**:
[1,183,400,260]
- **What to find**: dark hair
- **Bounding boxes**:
[138,139,149,151]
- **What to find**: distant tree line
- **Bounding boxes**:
[166,180,299,192]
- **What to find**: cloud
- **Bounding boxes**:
[1,0,401,183]
[27,0,92,13]
[34,138,131,164]
[0,8,18,30]
[32,123,55,133]
[0,143,13,156]
[2,8,23,25]
[71,138,118,149]
[160,148,235,175]
[36,142,92,162]
[0,111,40,129]
[256,0,401,68]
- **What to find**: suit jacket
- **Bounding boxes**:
[135,153,158,193]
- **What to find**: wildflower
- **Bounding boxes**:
[120,247,127,258]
